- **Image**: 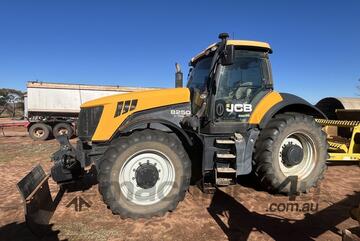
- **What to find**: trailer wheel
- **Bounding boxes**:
[97,129,191,219]
[53,123,74,138]
[29,123,51,141]
[254,113,327,194]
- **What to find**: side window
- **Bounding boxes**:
[187,57,212,92]
[187,57,212,114]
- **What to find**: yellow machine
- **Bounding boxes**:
[316,98,360,161]
[19,33,329,222]
[316,119,360,161]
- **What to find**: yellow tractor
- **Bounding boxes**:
[18,33,328,220]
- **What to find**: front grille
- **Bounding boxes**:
[77,106,103,141]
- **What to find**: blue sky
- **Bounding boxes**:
[0,0,359,103]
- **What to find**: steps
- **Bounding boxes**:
[215,139,235,145]
[216,167,236,173]
[214,137,238,186]
[216,153,236,159]
[201,133,249,192]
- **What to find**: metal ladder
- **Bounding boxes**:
[214,136,239,186]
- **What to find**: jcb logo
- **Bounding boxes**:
[226,103,252,113]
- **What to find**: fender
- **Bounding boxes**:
[115,103,193,146]
[119,118,193,146]
[258,93,326,129]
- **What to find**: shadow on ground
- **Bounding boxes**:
[63,165,98,193]
[0,222,67,241]
[208,189,360,241]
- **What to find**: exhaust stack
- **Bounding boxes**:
[175,63,183,88]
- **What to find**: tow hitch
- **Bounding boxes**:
[51,135,83,183]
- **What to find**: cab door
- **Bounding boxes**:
[213,50,272,123]
[199,50,272,134]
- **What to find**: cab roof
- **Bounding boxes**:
[190,40,272,64]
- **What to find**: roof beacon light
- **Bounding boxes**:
[218,33,229,43]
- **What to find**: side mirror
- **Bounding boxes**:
[221,45,234,66]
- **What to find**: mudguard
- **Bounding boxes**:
[258,93,326,128]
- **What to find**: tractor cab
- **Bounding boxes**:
[187,34,273,126]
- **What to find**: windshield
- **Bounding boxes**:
[187,57,212,114]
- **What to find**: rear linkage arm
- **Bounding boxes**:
[51,135,83,183]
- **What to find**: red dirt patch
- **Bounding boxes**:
[0,128,359,241]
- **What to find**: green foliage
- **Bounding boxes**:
[0,88,24,105]
[0,88,25,117]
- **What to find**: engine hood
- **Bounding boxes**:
[81,88,190,108]
[80,88,190,141]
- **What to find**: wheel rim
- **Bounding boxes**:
[33,128,45,138]
[57,127,68,135]
[278,132,316,179]
[119,149,175,206]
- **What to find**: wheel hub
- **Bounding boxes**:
[119,150,176,205]
[58,128,68,135]
[135,163,159,189]
[35,129,44,137]
[281,143,304,167]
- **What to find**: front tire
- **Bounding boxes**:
[97,129,191,219]
[254,113,327,194]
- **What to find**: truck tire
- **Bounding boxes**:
[97,129,191,219]
[254,113,327,194]
[29,123,51,141]
[53,123,74,138]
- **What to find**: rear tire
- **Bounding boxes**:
[29,123,51,141]
[53,123,74,138]
[254,113,327,194]
[97,129,191,219]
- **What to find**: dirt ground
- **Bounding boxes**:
[0,123,359,241]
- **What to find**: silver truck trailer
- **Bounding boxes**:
[25,81,154,140]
